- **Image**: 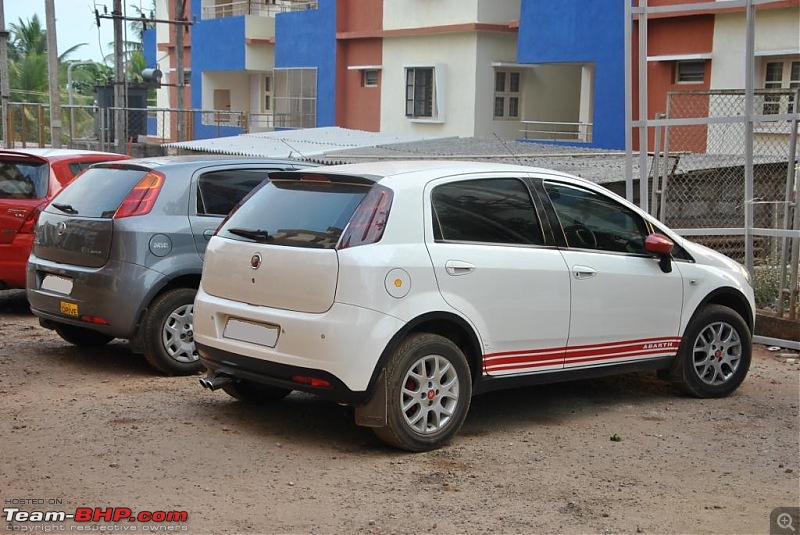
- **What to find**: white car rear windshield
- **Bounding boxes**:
[218,179,371,249]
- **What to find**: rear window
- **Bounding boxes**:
[0,160,48,199]
[44,167,148,218]
[219,179,370,249]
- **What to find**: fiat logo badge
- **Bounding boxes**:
[56,222,67,236]
[250,253,262,270]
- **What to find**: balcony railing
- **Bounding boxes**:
[520,120,593,143]
[201,0,318,20]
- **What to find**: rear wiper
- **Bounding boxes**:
[227,227,273,243]
[51,203,78,215]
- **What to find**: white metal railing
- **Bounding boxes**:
[201,0,318,19]
[520,120,593,143]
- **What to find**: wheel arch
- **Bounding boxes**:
[129,271,202,352]
[688,287,754,334]
[366,311,483,397]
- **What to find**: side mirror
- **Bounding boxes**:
[645,233,674,273]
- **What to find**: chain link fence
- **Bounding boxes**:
[657,89,799,320]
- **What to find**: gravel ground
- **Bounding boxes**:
[1,288,798,534]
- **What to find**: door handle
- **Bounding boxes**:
[445,260,475,276]
[203,229,215,241]
[572,265,597,280]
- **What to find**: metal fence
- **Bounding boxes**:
[1,102,261,150]
[654,88,799,327]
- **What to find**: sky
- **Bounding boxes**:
[2,0,145,64]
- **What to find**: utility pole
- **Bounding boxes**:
[113,0,126,153]
[44,0,62,148]
[0,0,10,148]
[174,0,186,141]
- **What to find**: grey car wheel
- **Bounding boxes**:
[162,302,196,364]
[142,288,203,376]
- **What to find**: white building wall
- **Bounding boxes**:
[383,0,519,29]
[244,15,276,71]
[710,7,800,89]
[474,33,522,139]
[202,72,252,112]
[708,6,799,154]
[381,33,479,137]
[383,0,479,29]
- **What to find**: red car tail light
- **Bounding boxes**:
[114,171,165,219]
[337,185,393,250]
[18,202,46,234]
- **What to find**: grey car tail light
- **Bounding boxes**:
[114,171,166,219]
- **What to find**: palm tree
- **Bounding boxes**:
[8,14,87,103]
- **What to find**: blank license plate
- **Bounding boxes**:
[41,275,73,295]
[223,318,279,347]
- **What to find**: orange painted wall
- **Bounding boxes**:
[336,0,383,131]
[633,14,713,152]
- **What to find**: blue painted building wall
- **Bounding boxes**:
[517,0,625,149]
[190,3,247,138]
[143,28,157,136]
[274,0,337,127]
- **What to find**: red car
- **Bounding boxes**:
[0,149,131,290]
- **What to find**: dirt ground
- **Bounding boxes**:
[1,288,798,535]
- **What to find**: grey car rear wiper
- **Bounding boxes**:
[227,227,273,243]
[51,203,78,215]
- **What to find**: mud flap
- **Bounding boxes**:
[354,369,386,428]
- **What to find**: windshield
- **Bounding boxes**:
[219,179,370,249]
[45,167,148,218]
[0,160,49,199]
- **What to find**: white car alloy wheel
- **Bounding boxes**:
[691,321,742,386]
[401,354,460,434]
[375,333,472,452]
[673,304,752,398]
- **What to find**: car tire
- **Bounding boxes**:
[54,324,114,347]
[222,380,291,403]
[671,304,751,398]
[373,333,472,452]
[142,288,202,376]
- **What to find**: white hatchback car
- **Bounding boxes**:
[194,161,754,451]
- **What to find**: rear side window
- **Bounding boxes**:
[197,169,273,216]
[44,167,148,218]
[0,160,48,199]
[219,179,370,249]
[431,178,545,245]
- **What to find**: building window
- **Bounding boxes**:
[675,61,705,84]
[494,70,520,119]
[405,67,435,118]
[264,75,272,112]
[763,59,800,114]
[273,68,317,129]
[362,69,379,88]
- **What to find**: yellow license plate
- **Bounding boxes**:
[60,301,79,317]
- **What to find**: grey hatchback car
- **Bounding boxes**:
[27,156,314,375]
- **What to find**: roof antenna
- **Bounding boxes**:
[280,139,307,161]
[493,132,523,166]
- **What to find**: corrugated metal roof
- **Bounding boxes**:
[164,127,447,159]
